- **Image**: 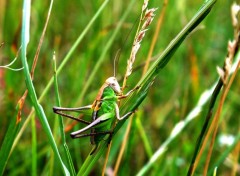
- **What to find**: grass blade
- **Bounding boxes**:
[0,104,22,175]
[20,0,69,175]
[53,53,76,176]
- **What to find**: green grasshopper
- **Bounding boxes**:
[53,76,138,154]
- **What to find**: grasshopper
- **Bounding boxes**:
[53,76,139,154]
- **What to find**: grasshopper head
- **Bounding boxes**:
[106,77,121,94]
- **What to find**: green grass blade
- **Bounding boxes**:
[136,114,153,158]
[53,53,76,176]
[20,0,69,175]
[0,105,21,175]
[77,0,217,175]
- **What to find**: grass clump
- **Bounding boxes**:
[0,0,239,175]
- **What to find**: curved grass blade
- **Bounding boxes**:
[78,0,217,175]
[53,53,76,176]
[20,0,69,175]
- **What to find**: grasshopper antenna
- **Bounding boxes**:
[114,49,121,77]
[113,14,141,78]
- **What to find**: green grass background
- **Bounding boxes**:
[0,0,239,175]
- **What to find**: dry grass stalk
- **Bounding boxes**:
[143,0,168,75]
[112,2,157,176]
[216,3,240,84]
[194,3,240,175]
[122,6,157,90]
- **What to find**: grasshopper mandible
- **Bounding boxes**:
[53,76,139,154]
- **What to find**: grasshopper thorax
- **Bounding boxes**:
[105,77,121,95]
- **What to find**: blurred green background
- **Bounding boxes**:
[0,0,239,175]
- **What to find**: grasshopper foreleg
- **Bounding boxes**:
[118,85,140,99]
[114,103,133,120]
